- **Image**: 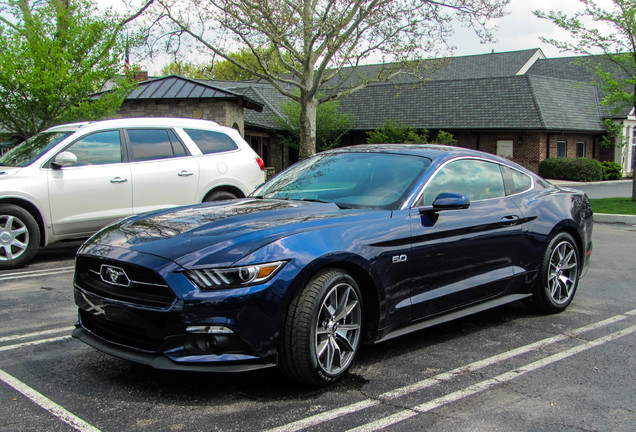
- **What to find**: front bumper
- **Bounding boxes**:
[73,247,300,371]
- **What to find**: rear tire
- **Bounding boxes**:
[0,204,41,270]
[529,232,579,314]
[203,190,238,202]
[279,268,363,386]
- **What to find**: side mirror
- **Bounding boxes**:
[419,192,470,214]
[51,151,77,169]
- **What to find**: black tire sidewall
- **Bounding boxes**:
[0,204,41,270]
[308,271,363,384]
[533,232,579,313]
[279,268,363,386]
[203,191,238,202]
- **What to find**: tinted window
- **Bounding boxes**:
[63,131,122,166]
[420,159,505,205]
[509,167,532,194]
[185,129,238,154]
[127,129,184,162]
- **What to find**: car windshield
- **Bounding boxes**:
[0,131,72,167]
[253,151,431,209]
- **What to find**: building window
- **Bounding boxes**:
[496,140,513,158]
[557,141,567,158]
[576,142,585,158]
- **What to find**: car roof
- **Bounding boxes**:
[45,117,220,133]
[327,144,496,160]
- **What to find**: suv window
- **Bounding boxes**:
[63,130,122,166]
[184,129,238,154]
[127,129,187,162]
[420,159,506,205]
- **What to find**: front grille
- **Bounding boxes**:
[75,256,176,308]
[79,309,162,352]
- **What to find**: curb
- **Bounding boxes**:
[549,179,633,187]
[594,213,636,225]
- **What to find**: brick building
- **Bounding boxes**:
[113,48,635,175]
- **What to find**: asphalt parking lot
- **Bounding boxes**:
[1,222,635,432]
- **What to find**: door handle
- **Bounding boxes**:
[178,170,194,177]
[501,215,520,226]
[110,177,128,183]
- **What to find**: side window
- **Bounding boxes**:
[63,130,122,166]
[127,129,186,162]
[184,129,239,154]
[420,159,506,206]
[502,166,533,195]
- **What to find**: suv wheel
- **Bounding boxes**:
[0,204,41,269]
[203,190,238,202]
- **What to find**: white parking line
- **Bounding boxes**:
[266,310,636,432]
[348,324,636,432]
[0,266,75,282]
[0,368,101,432]
[0,327,74,344]
[0,335,73,353]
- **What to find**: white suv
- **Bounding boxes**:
[0,117,266,269]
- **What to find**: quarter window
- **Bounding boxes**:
[63,130,122,166]
[185,129,238,154]
[420,159,506,206]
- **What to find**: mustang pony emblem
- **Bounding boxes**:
[99,265,131,287]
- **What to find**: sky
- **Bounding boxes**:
[135,0,617,74]
[448,0,614,58]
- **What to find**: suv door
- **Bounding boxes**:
[47,129,132,236]
[125,128,200,213]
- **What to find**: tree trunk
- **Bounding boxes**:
[298,95,318,159]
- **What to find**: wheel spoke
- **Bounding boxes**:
[313,279,362,376]
[1,244,14,260]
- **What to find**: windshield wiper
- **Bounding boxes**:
[298,198,353,209]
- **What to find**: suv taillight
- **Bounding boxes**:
[255,157,265,171]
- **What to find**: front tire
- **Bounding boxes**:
[530,232,579,313]
[0,204,41,270]
[279,268,363,386]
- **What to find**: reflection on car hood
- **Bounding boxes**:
[82,198,387,267]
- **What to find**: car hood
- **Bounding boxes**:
[0,167,21,177]
[81,198,389,268]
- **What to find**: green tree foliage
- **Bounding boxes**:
[151,0,509,159]
[366,121,429,144]
[432,130,457,145]
[0,0,150,140]
[160,60,214,79]
[212,47,291,81]
[534,0,636,199]
[275,99,352,152]
[601,118,625,148]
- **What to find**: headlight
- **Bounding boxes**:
[186,261,286,290]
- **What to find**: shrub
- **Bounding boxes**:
[539,158,603,182]
[601,161,623,180]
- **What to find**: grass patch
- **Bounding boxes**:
[589,198,636,215]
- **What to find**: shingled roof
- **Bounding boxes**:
[335,74,604,133]
[129,49,615,135]
[125,75,263,112]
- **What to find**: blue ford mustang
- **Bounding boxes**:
[73,145,593,385]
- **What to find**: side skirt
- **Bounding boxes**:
[375,293,531,344]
